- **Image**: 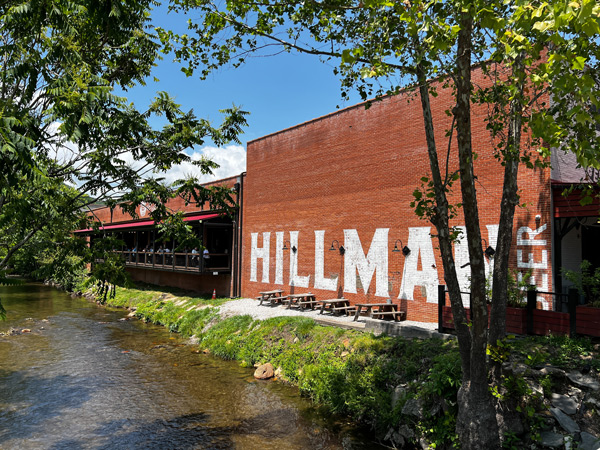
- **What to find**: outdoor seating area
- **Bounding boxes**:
[255,292,406,322]
[256,290,287,306]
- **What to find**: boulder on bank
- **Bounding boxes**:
[254,363,275,380]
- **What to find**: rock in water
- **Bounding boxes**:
[254,363,275,380]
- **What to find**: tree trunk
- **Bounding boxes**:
[414,54,471,378]
[489,56,525,347]
[0,223,44,270]
[453,13,500,449]
[457,380,504,448]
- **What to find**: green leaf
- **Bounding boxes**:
[571,56,587,70]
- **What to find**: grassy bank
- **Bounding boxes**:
[102,284,600,449]
[104,284,462,446]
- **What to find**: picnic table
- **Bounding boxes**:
[353,302,405,321]
[285,293,318,310]
[257,290,285,306]
[319,298,356,316]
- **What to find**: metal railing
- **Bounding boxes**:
[112,250,231,273]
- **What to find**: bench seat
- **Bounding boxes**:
[260,295,288,306]
[297,300,321,309]
[331,305,357,315]
[371,311,405,321]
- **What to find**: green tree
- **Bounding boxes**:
[161,0,600,446]
[0,0,248,313]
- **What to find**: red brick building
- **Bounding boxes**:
[240,69,555,323]
[79,176,243,298]
[81,67,598,322]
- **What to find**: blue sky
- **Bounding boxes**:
[120,5,364,183]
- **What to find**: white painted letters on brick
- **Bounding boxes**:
[344,228,389,297]
[484,224,499,282]
[314,230,338,291]
[453,227,470,307]
[275,231,284,285]
[249,225,514,308]
[399,227,439,303]
[289,231,310,288]
[517,249,548,269]
[250,232,270,283]
[516,223,550,310]
[517,224,547,246]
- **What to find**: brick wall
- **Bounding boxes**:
[240,67,553,322]
[127,267,231,296]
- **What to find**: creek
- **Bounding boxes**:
[0,283,383,449]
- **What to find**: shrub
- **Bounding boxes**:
[564,260,600,307]
[506,269,533,308]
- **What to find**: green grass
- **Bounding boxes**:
[105,283,224,335]
[110,282,232,308]
[508,333,600,371]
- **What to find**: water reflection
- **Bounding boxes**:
[0,284,383,449]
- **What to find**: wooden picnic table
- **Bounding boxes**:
[319,298,356,316]
[285,293,317,310]
[353,302,405,321]
[257,290,285,306]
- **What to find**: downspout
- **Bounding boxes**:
[232,177,241,297]
[237,172,246,298]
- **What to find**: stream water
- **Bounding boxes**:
[0,283,384,449]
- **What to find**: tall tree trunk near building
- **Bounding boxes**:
[489,56,525,347]
[415,58,471,377]
[452,13,501,448]
[414,14,501,445]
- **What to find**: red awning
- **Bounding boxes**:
[74,212,221,233]
[74,220,155,233]
[183,213,219,222]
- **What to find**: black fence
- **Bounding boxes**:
[437,285,596,338]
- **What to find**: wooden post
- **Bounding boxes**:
[568,288,578,338]
[438,284,446,333]
[526,289,537,336]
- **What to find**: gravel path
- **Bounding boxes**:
[218,298,439,331]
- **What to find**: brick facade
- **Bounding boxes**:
[240,68,553,322]
[84,70,554,322]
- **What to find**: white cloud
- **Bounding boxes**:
[46,122,79,165]
[43,120,246,187]
[160,144,247,184]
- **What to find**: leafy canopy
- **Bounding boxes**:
[0,0,248,312]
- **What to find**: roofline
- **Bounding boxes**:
[203,174,243,185]
[247,59,496,146]
[247,95,395,145]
